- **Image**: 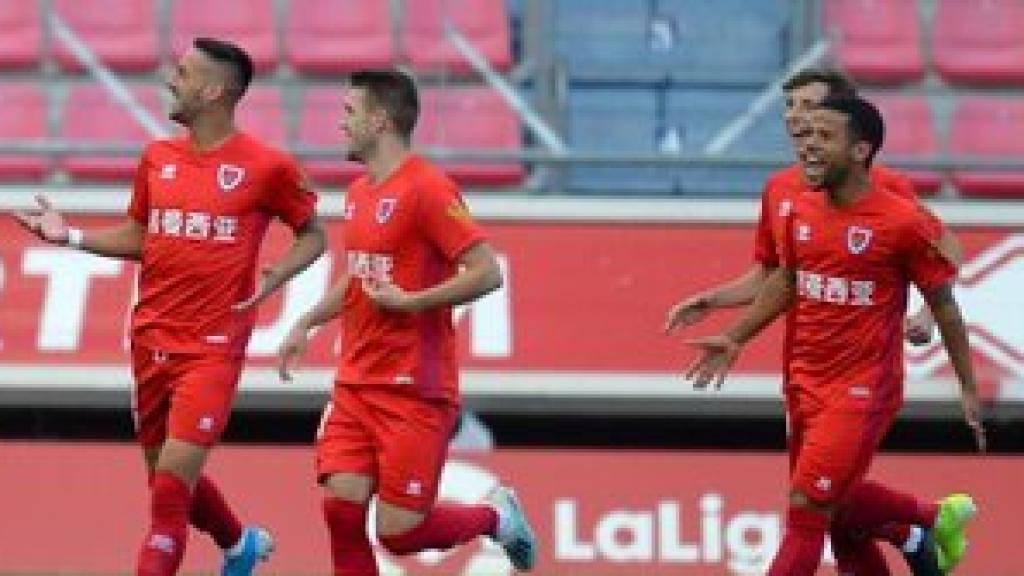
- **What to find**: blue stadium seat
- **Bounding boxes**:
[551,0,787,84]
[655,0,789,83]
[565,88,674,194]
[665,88,788,196]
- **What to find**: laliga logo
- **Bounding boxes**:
[906,234,1024,378]
[373,460,513,576]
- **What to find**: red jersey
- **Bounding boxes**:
[754,163,916,267]
[781,186,955,414]
[337,155,485,403]
[128,133,316,356]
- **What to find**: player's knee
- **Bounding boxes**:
[788,489,836,515]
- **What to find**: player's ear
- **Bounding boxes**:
[852,140,872,164]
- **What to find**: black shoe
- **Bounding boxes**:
[904,528,944,576]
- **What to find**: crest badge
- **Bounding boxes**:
[217,164,245,192]
[376,198,397,224]
[847,225,873,254]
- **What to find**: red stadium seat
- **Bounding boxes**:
[0,83,49,181]
[416,87,523,185]
[0,1,42,71]
[59,84,166,182]
[284,0,395,74]
[822,0,925,84]
[870,95,942,196]
[52,0,159,73]
[295,88,363,185]
[402,0,512,74]
[169,0,278,73]
[933,0,1024,85]
[949,98,1024,199]
[236,86,287,148]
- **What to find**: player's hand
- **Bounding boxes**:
[13,194,69,245]
[664,294,712,334]
[683,334,741,390]
[904,309,936,346]
[277,324,310,382]
[362,278,418,312]
[960,389,987,452]
[233,267,282,311]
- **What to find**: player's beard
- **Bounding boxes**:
[822,162,851,195]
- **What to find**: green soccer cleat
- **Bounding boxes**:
[932,493,977,573]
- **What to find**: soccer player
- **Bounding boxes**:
[664,68,967,574]
[276,69,537,575]
[15,39,325,576]
[684,95,985,576]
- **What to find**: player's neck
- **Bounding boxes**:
[365,138,411,185]
[826,169,871,207]
[188,113,237,153]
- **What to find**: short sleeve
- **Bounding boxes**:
[901,208,957,295]
[753,185,778,267]
[417,177,486,260]
[264,156,317,230]
[881,167,918,201]
[127,146,151,225]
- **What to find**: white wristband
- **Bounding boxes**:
[66,227,84,248]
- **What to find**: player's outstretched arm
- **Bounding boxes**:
[363,241,502,313]
[926,283,986,451]
[664,264,772,333]
[235,217,327,311]
[278,271,350,381]
[684,266,794,389]
[14,194,145,260]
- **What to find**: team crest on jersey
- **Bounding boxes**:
[847,226,873,254]
[217,164,245,191]
[376,198,397,224]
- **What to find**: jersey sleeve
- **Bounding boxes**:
[417,177,486,260]
[900,208,957,295]
[753,184,778,267]
[127,145,152,225]
[264,156,317,230]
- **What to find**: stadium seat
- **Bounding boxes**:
[295,87,362,184]
[59,84,166,182]
[933,0,1024,86]
[52,0,159,73]
[0,83,50,181]
[402,0,512,74]
[655,0,787,83]
[551,0,662,82]
[665,88,787,196]
[870,94,942,196]
[284,0,395,74]
[236,85,287,148]
[169,0,278,73]
[823,0,925,84]
[565,88,673,194]
[416,87,524,185]
[0,0,42,71]
[949,97,1024,199]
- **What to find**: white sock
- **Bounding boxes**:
[903,525,924,554]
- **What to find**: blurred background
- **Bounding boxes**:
[0,0,1022,574]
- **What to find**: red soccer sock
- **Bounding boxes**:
[831,524,892,576]
[136,471,192,576]
[767,506,828,576]
[323,498,379,576]
[378,504,498,556]
[836,481,939,535]
[190,475,244,550]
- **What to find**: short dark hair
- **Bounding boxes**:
[783,67,857,99]
[818,95,885,166]
[193,37,253,102]
[350,69,419,140]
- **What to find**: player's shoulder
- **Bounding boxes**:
[763,164,803,198]
[233,132,297,168]
[870,164,916,200]
[403,154,459,194]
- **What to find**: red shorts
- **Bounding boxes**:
[788,407,896,505]
[131,345,242,449]
[315,384,459,512]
